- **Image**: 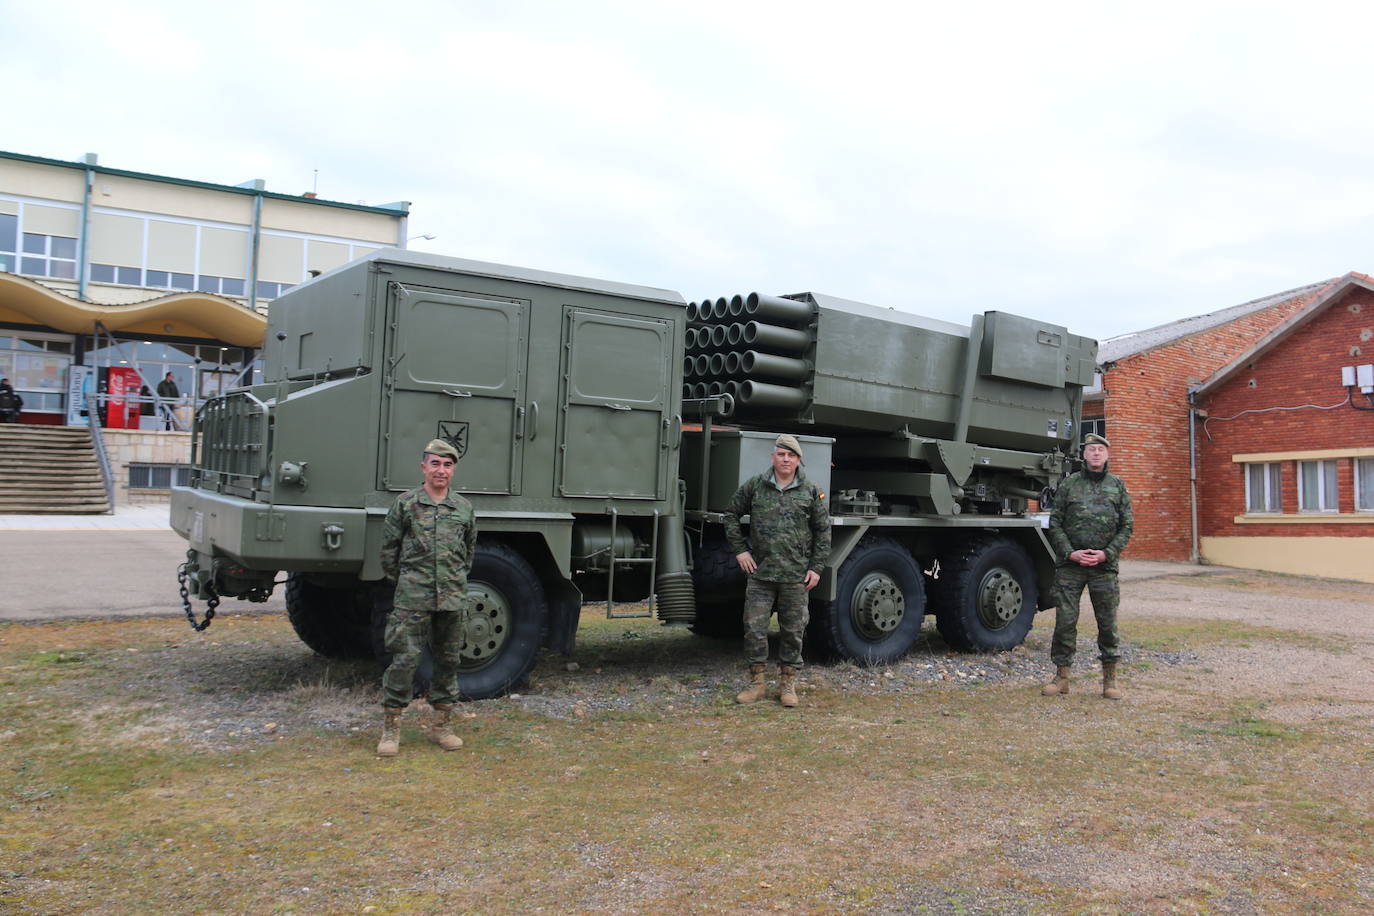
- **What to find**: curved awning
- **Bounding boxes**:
[0,272,267,347]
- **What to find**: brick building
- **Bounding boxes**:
[1084,280,1330,560]
[1192,274,1374,583]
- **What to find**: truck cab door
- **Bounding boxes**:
[380,283,529,494]
[556,307,674,500]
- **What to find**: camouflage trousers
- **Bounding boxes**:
[1049,564,1120,667]
[742,578,808,666]
[382,606,465,708]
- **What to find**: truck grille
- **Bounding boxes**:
[193,391,269,495]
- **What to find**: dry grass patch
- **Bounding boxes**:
[2,575,1373,913]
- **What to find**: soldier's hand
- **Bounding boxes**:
[803,569,820,591]
[736,551,757,574]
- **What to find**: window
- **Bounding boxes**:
[1298,460,1338,512]
[0,333,74,413]
[19,232,77,279]
[1357,458,1374,512]
[129,464,192,490]
[1245,462,1282,513]
[91,263,144,285]
[1081,417,1105,442]
[144,270,194,291]
[196,274,246,296]
[0,213,17,255]
[256,280,294,300]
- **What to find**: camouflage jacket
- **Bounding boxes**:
[1047,470,1133,570]
[380,487,477,611]
[724,469,831,583]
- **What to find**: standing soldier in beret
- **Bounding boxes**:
[376,438,478,756]
[725,434,831,707]
[1042,433,1133,699]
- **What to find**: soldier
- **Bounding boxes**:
[376,438,478,756]
[724,434,831,708]
[1042,433,1134,700]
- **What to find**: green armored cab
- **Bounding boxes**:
[172,249,1097,697]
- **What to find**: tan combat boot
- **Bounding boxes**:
[425,704,465,750]
[735,663,768,704]
[778,665,800,708]
[1101,661,1122,700]
[1041,665,1072,696]
[376,707,403,757]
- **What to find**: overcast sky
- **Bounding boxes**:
[6,1,1373,341]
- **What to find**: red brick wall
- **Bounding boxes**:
[1196,286,1374,539]
[1100,291,1316,560]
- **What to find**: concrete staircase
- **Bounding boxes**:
[0,424,111,514]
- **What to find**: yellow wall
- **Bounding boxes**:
[262,197,400,243]
[1201,536,1374,584]
[92,173,255,224]
[0,159,84,203]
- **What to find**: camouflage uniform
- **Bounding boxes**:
[724,469,831,666]
[379,487,477,708]
[1046,468,1133,666]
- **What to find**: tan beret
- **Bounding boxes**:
[423,438,460,461]
[774,433,804,462]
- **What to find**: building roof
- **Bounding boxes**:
[1193,272,1374,397]
[0,149,409,217]
[1097,280,1331,363]
[0,271,266,347]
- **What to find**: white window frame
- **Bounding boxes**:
[1244,461,1283,514]
[1297,459,1338,513]
[1356,458,1374,513]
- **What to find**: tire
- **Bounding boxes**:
[810,536,926,665]
[689,532,746,639]
[459,541,548,700]
[931,536,1038,652]
[690,600,745,639]
[284,573,375,659]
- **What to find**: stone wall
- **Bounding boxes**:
[100,429,192,506]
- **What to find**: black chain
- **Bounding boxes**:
[177,550,219,632]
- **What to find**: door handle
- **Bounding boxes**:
[528,401,539,440]
[603,402,631,411]
[443,388,472,398]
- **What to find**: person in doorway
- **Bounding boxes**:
[155,371,180,429]
[139,385,155,420]
[1042,433,1134,700]
[0,378,21,423]
[724,434,830,708]
[376,438,478,756]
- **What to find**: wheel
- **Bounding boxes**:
[459,541,548,700]
[284,573,374,659]
[931,536,1038,652]
[811,537,925,665]
[690,600,745,639]
[689,531,746,638]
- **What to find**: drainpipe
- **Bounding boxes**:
[77,153,97,300]
[1187,386,1200,564]
[237,179,265,312]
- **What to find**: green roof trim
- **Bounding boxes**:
[0,149,410,217]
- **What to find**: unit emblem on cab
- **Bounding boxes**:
[437,421,469,459]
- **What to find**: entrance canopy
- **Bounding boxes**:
[0,272,266,347]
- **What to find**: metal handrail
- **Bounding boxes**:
[85,393,116,514]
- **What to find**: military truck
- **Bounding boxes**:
[171,249,1097,699]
